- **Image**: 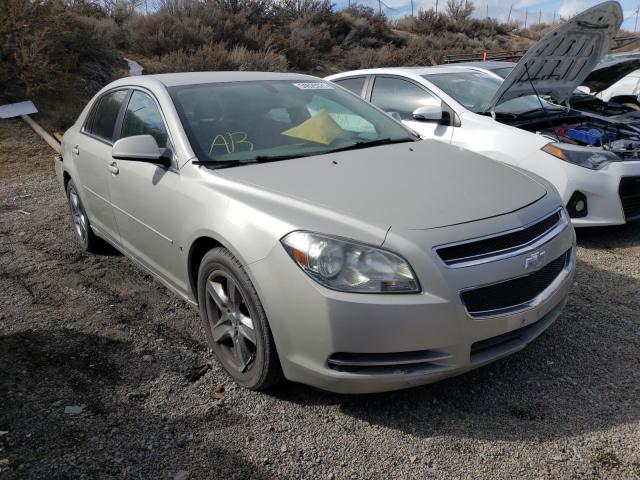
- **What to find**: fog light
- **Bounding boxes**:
[567,191,588,218]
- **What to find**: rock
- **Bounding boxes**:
[409,455,418,464]
[64,405,84,415]
[173,470,189,480]
[51,400,63,407]
[281,445,287,452]
[142,355,154,362]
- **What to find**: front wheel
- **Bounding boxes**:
[197,247,283,390]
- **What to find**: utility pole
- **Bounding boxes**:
[378,0,381,14]
[410,0,414,16]
[538,9,541,24]
[486,3,489,19]
[507,4,513,22]
[635,3,640,33]
[435,0,438,14]
[524,8,528,28]
[553,10,556,23]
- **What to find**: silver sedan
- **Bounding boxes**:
[55,72,575,393]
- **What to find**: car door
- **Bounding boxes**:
[368,75,455,144]
[74,89,129,243]
[107,89,184,291]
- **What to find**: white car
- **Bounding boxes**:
[327,1,640,227]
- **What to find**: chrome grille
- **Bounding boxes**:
[435,209,566,268]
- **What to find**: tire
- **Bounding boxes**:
[197,247,283,390]
[66,179,104,253]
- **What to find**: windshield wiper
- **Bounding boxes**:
[192,153,313,169]
[325,137,416,154]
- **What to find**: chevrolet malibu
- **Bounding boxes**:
[55,72,576,393]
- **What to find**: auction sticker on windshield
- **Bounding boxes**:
[293,82,334,90]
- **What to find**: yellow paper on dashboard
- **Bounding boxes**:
[281,109,343,145]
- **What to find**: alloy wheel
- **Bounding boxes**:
[204,270,257,373]
[69,187,87,243]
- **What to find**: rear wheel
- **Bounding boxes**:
[66,179,104,253]
[197,247,283,390]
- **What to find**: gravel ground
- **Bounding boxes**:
[1,119,639,480]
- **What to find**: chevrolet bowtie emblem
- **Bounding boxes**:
[524,251,546,270]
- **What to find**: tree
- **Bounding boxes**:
[446,0,473,22]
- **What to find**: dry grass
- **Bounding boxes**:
[0,0,544,130]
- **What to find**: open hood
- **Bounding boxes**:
[582,57,640,93]
[487,1,623,112]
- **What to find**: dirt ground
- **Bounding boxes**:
[0,118,639,479]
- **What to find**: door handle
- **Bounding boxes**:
[108,161,119,175]
[72,145,80,155]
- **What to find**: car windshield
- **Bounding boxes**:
[169,80,415,165]
[423,72,563,115]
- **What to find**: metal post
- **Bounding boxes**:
[524,8,528,28]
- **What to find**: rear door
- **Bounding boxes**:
[368,75,455,143]
[107,89,184,291]
[75,89,129,243]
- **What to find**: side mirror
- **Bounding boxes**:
[412,105,443,122]
[112,135,172,169]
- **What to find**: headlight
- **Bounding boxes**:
[541,143,618,170]
[281,231,420,293]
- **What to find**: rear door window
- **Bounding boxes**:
[88,90,129,142]
[333,77,367,97]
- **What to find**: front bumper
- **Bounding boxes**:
[248,207,576,394]
[561,161,640,227]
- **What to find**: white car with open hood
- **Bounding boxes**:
[327,1,640,227]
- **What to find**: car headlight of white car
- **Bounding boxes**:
[281,231,420,293]
[542,143,618,170]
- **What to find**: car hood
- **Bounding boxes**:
[487,1,623,112]
[216,140,547,230]
[583,58,640,93]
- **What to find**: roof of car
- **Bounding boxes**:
[443,61,516,70]
[327,65,517,79]
[327,66,479,78]
[107,71,320,89]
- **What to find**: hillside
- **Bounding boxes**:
[0,0,560,130]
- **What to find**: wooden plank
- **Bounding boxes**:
[20,115,62,154]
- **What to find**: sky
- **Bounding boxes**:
[333,0,640,31]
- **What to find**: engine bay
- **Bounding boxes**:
[501,112,640,159]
